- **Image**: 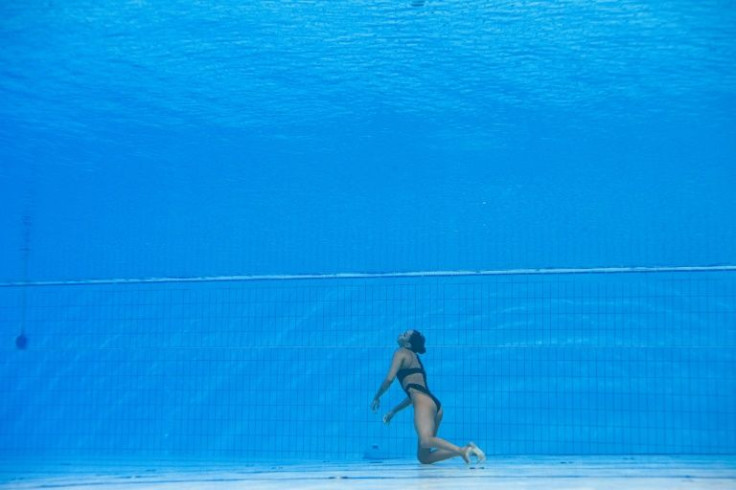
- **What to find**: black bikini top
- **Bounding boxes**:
[396,352,427,384]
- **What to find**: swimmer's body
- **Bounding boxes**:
[371,330,486,464]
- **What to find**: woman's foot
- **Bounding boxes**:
[468,441,486,464]
[460,445,472,464]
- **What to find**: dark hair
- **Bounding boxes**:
[408,330,426,354]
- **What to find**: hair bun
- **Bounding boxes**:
[409,330,426,354]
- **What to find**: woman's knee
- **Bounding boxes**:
[417,449,433,464]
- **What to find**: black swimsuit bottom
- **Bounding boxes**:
[396,352,442,412]
[404,383,442,412]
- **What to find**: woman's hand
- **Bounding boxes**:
[370,398,380,412]
[382,410,394,424]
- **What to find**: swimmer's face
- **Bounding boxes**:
[397,330,415,348]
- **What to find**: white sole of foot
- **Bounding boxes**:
[469,442,486,464]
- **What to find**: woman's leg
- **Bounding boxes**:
[413,397,468,464]
[417,407,468,464]
[417,407,441,463]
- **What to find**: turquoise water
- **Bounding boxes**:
[1,0,735,461]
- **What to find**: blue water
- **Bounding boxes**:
[1,0,735,280]
[1,0,735,461]
[1,273,735,459]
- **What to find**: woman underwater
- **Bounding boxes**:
[371,330,486,464]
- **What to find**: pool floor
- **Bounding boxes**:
[2,456,735,489]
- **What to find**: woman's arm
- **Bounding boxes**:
[371,350,405,412]
[383,396,411,424]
